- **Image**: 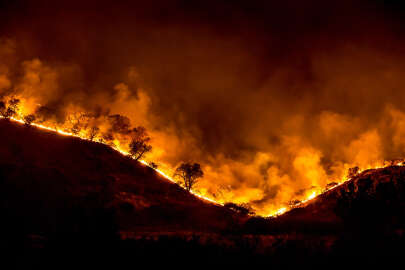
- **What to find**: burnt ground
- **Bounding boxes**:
[0,118,404,268]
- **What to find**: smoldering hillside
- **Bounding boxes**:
[2,0,405,214]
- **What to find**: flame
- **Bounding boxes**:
[303,191,317,202]
[1,113,404,217]
[266,160,404,217]
[272,207,288,216]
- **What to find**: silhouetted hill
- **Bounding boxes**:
[269,165,405,233]
[1,118,404,267]
[241,165,405,261]
[0,119,241,243]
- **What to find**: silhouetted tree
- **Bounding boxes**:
[348,166,360,179]
[23,114,36,126]
[108,114,131,134]
[67,112,90,135]
[8,98,20,112]
[88,126,100,141]
[224,202,254,215]
[128,126,152,161]
[35,106,55,123]
[0,98,20,118]
[174,162,204,191]
[325,182,338,190]
[288,199,302,208]
[149,162,158,169]
[71,123,80,134]
[3,108,15,118]
[102,132,114,145]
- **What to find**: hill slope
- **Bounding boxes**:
[0,119,239,239]
[1,118,405,266]
[271,165,405,233]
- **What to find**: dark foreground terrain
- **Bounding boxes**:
[0,119,404,268]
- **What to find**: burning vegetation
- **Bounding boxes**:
[3,0,405,217]
[2,115,404,265]
[1,98,404,217]
[2,1,405,265]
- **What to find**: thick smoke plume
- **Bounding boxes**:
[2,0,405,214]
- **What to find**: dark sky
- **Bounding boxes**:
[2,0,405,214]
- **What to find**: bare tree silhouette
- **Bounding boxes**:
[224,202,254,215]
[88,126,100,141]
[23,114,36,126]
[148,162,158,169]
[8,98,20,114]
[35,106,55,123]
[174,162,204,191]
[128,126,152,161]
[108,114,131,134]
[0,99,20,119]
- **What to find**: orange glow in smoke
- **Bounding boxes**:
[1,111,404,217]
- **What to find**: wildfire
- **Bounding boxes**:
[1,113,404,217]
[266,160,405,217]
[1,114,221,206]
[273,207,288,216]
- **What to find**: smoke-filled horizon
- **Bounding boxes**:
[2,0,405,214]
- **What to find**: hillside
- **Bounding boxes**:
[270,165,405,233]
[1,118,405,267]
[0,119,241,237]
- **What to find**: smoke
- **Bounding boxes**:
[2,0,405,214]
